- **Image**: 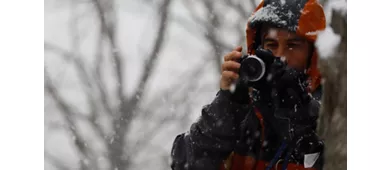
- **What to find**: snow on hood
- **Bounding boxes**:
[248,5,287,27]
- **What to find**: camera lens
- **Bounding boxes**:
[240,55,266,82]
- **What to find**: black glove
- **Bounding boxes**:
[268,58,319,140]
[291,132,324,166]
[230,78,251,104]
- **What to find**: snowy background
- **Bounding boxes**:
[44,0,346,169]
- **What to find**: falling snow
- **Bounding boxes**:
[305,30,321,36]
[315,27,341,59]
[268,28,278,38]
[229,82,236,93]
[280,56,286,62]
[45,0,347,169]
[216,120,223,127]
[280,0,286,5]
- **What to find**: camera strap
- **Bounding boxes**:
[264,135,303,170]
[265,141,288,170]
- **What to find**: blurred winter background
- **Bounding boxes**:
[44,0,346,170]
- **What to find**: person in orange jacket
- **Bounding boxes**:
[171,0,326,169]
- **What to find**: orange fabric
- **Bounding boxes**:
[246,0,264,55]
[295,0,326,91]
[253,159,317,170]
[231,154,256,170]
[296,0,327,42]
[306,51,322,92]
[245,0,326,92]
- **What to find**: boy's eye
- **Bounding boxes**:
[265,43,278,48]
[287,43,300,48]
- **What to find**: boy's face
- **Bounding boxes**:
[261,28,311,70]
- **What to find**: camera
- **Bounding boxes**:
[230,47,277,103]
[239,47,276,88]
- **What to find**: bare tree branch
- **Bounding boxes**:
[119,0,174,166]
[170,15,204,39]
[137,59,208,119]
[69,5,109,154]
[45,42,108,142]
[131,59,211,156]
[90,0,173,169]
[93,16,114,117]
[129,0,172,102]
[44,43,92,89]
[45,73,90,170]
[183,0,209,29]
[92,0,125,109]
[202,0,224,73]
[225,0,249,19]
[183,0,231,74]
[250,0,258,9]
[46,0,253,169]
[45,151,71,170]
[119,0,172,132]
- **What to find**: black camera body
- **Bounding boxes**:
[230,48,278,104]
[238,48,276,88]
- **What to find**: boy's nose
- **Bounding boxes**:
[274,47,286,57]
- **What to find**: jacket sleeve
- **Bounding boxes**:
[170,90,250,170]
[306,88,325,170]
[313,149,324,170]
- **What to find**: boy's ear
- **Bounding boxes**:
[306,42,315,69]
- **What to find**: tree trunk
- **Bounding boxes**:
[317,9,347,170]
